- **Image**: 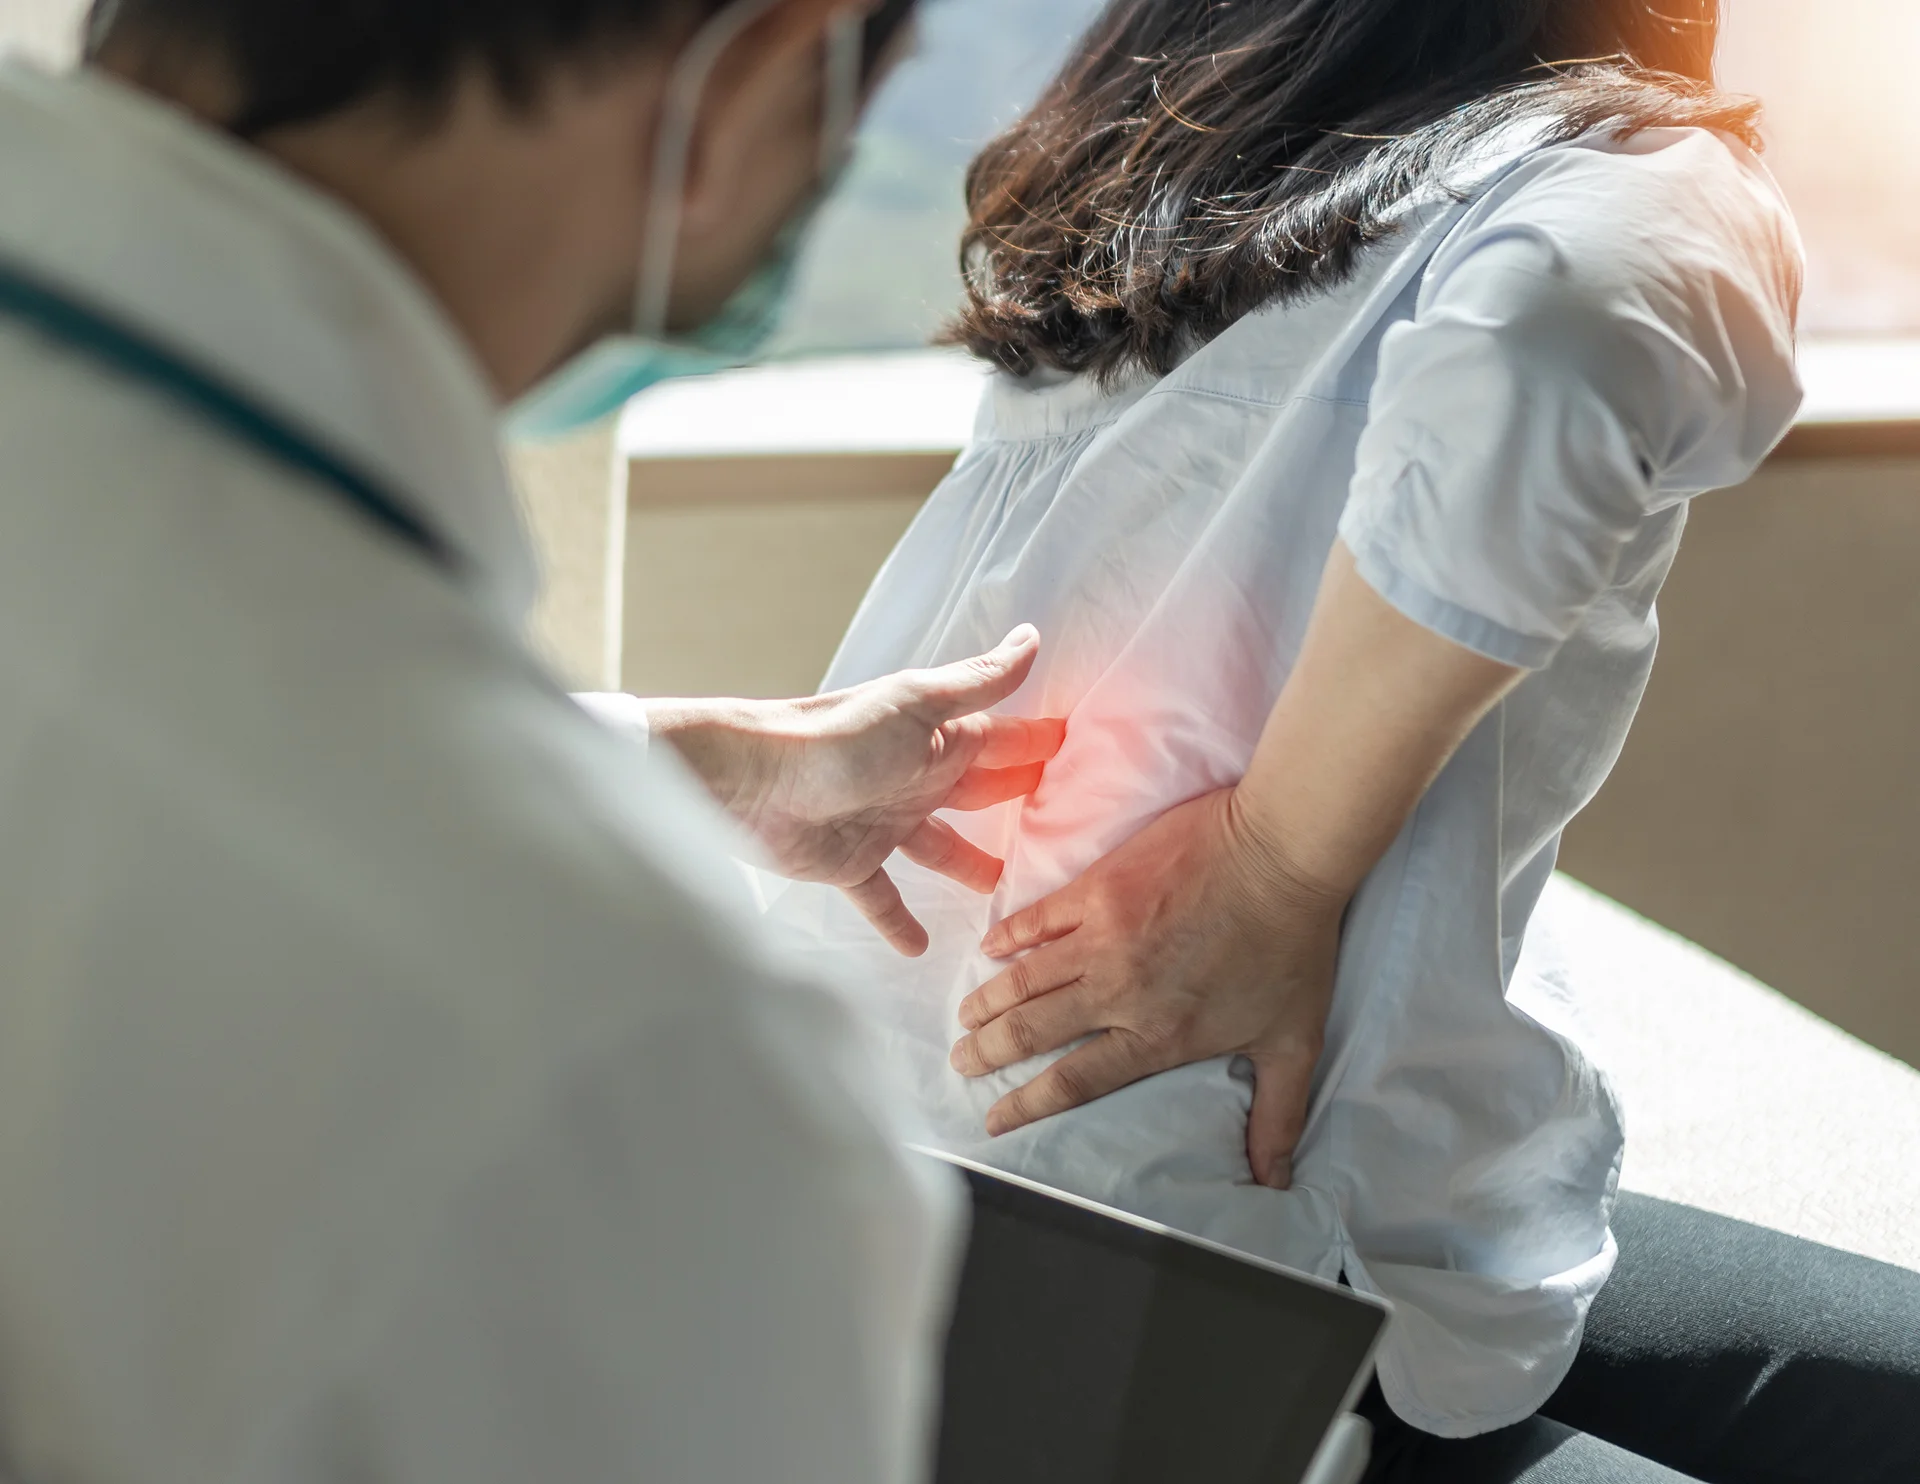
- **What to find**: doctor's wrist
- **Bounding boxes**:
[642,697,793,819]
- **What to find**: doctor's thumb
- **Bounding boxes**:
[978,624,1041,682]
[1247,1047,1315,1191]
[919,625,1042,718]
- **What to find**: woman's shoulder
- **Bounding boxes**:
[1446,126,1802,296]
[1406,124,1803,497]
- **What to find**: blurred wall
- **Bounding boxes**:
[1560,458,1920,1070]
[510,428,626,691]
[624,494,922,699]
[0,0,82,62]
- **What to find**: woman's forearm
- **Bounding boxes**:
[1230,541,1525,903]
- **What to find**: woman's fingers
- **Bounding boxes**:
[952,965,1093,1075]
[980,885,1083,959]
[943,762,1048,812]
[900,818,1003,895]
[958,938,1081,1030]
[1246,1037,1321,1190]
[839,869,930,958]
[984,1029,1164,1137]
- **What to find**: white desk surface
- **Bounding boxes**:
[1547,876,1920,1273]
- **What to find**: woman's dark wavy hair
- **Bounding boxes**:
[945,0,1760,383]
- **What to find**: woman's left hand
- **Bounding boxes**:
[950,787,1347,1190]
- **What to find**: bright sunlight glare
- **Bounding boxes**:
[1722,0,1920,332]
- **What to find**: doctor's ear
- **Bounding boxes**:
[671,0,864,239]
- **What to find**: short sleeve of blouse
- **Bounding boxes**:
[1338,128,1804,668]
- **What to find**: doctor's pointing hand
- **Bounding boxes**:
[587,625,1065,955]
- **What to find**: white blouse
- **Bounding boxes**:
[764,127,1802,1437]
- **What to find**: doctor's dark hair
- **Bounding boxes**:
[945,0,1761,384]
[83,0,916,138]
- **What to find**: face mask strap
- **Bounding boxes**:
[820,12,864,173]
[635,0,868,341]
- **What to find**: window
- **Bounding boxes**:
[1721,0,1920,335]
[0,2,81,63]
[775,0,1920,353]
[11,0,1905,342]
[769,0,1109,358]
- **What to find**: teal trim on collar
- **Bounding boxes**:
[0,257,457,574]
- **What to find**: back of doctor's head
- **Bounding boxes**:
[81,0,735,136]
[947,0,1761,385]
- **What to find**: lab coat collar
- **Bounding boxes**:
[0,58,540,623]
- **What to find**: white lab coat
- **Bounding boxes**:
[764,127,1802,1435]
[0,59,958,1484]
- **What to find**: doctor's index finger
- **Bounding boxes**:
[964,712,1067,769]
[942,762,1047,812]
